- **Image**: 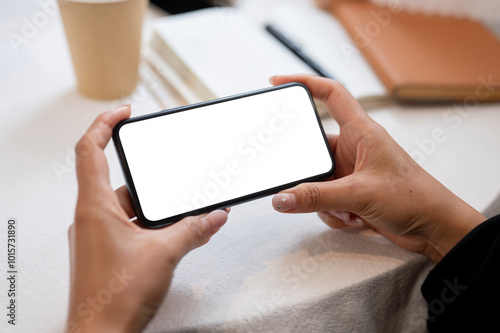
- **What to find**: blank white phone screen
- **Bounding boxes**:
[118,85,333,222]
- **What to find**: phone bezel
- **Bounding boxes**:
[112,83,335,228]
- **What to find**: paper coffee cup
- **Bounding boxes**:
[58,0,147,99]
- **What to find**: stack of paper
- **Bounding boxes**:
[147,8,315,103]
[145,5,388,110]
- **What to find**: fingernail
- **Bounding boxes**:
[269,76,276,84]
[330,211,350,222]
[116,104,131,112]
[200,210,228,232]
[272,193,296,212]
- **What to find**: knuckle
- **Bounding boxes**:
[329,80,344,91]
[297,183,322,210]
[322,80,342,101]
[365,121,385,137]
[96,111,113,126]
[74,137,86,153]
[184,216,205,244]
[75,137,92,158]
[96,112,116,134]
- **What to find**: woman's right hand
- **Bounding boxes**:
[270,74,485,263]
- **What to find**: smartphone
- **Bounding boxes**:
[113,83,335,228]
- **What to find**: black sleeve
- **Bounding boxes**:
[421,214,500,332]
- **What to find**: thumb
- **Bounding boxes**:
[272,177,358,213]
[159,210,228,263]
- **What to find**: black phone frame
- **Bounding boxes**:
[112,83,335,228]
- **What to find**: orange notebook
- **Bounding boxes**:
[329,1,500,102]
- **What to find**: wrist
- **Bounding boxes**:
[423,194,485,263]
[67,296,142,333]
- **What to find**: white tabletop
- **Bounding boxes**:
[1,1,499,332]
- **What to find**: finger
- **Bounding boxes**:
[324,134,339,181]
[326,133,338,151]
[272,175,364,213]
[319,211,364,228]
[160,210,228,262]
[269,74,369,126]
[75,105,131,193]
[115,185,136,219]
[317,212,350,229]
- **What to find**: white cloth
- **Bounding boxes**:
[144,196,433,332]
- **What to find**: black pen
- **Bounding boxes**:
[265,24,335,80]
